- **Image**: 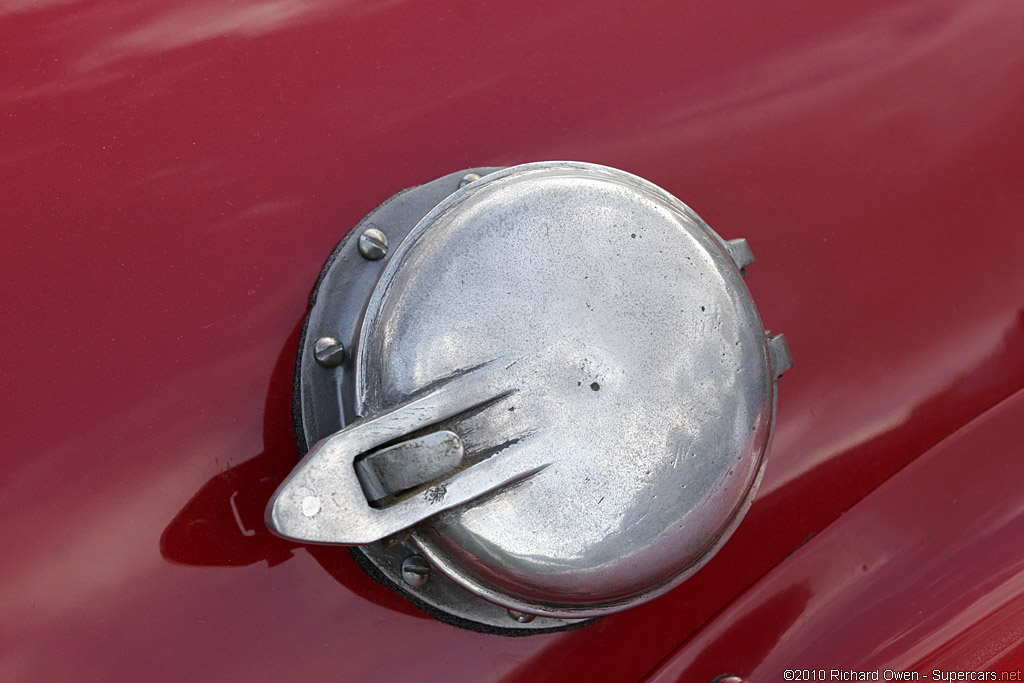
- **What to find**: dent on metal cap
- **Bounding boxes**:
[269,162,790,630]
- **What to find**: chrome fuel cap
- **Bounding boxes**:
[268,162,791,633]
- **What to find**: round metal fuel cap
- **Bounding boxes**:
[268,161,791,631]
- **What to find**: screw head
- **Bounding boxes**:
[458,172,482,188]
[507,609,535,623]
[358,228,388,260]
[313,337,346,367]
[401,554,431,587]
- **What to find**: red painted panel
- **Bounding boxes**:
[646,386,1024,681]
[2,0,1024,680]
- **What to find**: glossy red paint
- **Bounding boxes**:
[645,386,1024,681]
[2,0,1023,680]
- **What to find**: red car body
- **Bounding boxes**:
[3,0,1024,680]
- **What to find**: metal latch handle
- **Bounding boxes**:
[265,361,549,545]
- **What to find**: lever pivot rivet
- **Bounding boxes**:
[508,610,535,623]
[301,496,321,517]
